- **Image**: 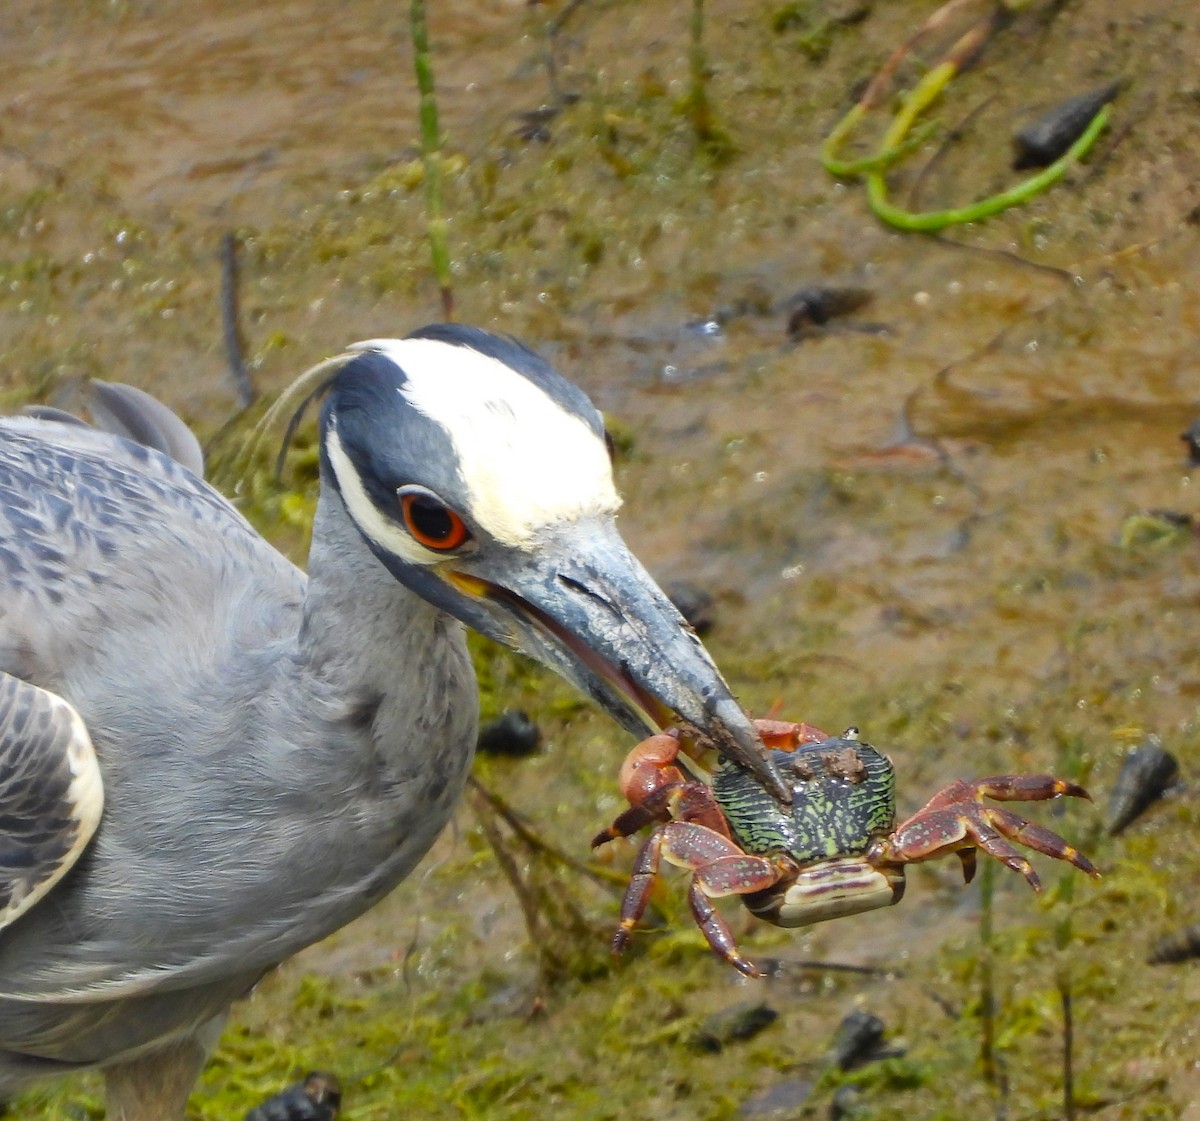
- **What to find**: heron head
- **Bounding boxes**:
[317,324,783,798]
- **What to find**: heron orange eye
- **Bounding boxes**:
[398,489,471,551]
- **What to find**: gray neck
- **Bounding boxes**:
[299,482,469,714]
[283,479,480,826]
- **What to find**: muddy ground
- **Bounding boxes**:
[2,0,1200,1117]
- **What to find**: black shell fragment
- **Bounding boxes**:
[477,709,542,757]
[690,999,778,1052]
[784,286,873,337]
[1106,737,1180,835]
[663,578,717,635]
[1181,417,1200,466]
[1012,81,1121,171]
[829,1009,904,1070]
[243,1072,342,1121]
[1148,925,1200,965]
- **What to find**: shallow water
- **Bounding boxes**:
[3,1,1200,1117]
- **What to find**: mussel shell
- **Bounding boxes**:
[1106,737,1180,835]
[1012,81,1121,170]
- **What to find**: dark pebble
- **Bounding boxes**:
[243,1072,342,1121]
[476,709,542,757]
[1106,737,1180,835]
[691,999,778,1052]
[830,1010,887,1070]
[1148,924,1200,965]
[830,1084,865,1120]
[827,1009,905,1070]
[738,1078,815,1117]
[1182,417,1200,465]
[1012,81,1121,170]
[784,286,873,338]
[662,579,717,635]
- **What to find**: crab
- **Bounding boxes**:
[592,720,1099,977]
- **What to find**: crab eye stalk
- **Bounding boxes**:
[398,487,471,551]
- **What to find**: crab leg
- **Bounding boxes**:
[687,880,764,979]
[876,775,1100,889]
[912,774,1089,814]
[612,828,668,955]
[611,819,780,972]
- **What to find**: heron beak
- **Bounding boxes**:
[445,520,789,802]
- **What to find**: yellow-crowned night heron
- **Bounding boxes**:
[0,324,779,1120]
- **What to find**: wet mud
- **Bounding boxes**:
[3,1,1200,1117]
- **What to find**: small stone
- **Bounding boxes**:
[830,1010,887,1070]
[243,1072,341,1121]
[662,579,717,635]
[476,710,542,757]
[1182,417,1200,465]
[1148,924,1200,965]
[691,999,778,1052]
[738,1077,814,1117]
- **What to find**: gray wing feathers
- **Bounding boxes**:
[87,382,205,478]
[20,381,205,478]
[0,674,103,932]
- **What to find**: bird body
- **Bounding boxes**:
[0,325,775,1117]
[0,414,474,1076]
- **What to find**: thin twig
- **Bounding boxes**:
[545,0,590,103]
[219,232,255,408]
[1061,979,1075,1121]
[467,775,627,890]
[470,786,568,986]
[906,94,995,210]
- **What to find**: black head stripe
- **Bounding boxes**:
[319,350,462,514]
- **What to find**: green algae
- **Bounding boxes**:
[1,0,1199,1117]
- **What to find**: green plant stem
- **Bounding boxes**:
[410,0,454,320]
[1055,870,1078,1121]
[820,1,1110,233]
[688,0,712,143]
[978,858,997,1087]
[865,105,1109,232]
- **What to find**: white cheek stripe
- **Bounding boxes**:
[325,425,443,566]
[352,337,620,549]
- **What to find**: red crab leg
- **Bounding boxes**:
[688,880,764,979]
[877,775,1100,889]
[911,774,1089,815]
[612,820,779,974]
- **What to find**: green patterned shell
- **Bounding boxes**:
[712,737,896,862]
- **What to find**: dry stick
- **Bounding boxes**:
[470,786,568,985]
[545,0,590,103]
[410,0,454,320]
[1055,872,1079,1121]
[906,94,995,211]
[467,775,629,891]
[219,232,256,408]
[687,0,715,150]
